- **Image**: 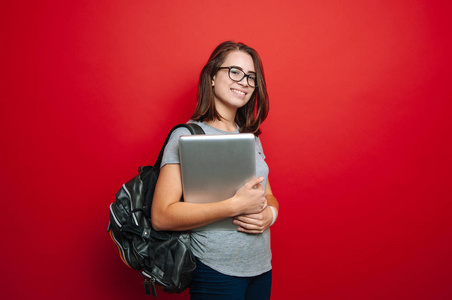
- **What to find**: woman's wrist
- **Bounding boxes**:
[268,206,277,226]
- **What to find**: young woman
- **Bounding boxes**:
[151,41,279,300]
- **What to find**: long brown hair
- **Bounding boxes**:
[191,41,269,136]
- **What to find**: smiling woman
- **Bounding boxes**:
[191,41,269,135]
[150,41,278,300]
[211,51,256,123]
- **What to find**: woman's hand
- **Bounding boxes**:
[233,180,279,234]
[231,177,267,216]
[233,206,273,234]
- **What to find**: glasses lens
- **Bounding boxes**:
[247,75,257,88]
[229,67,244,81]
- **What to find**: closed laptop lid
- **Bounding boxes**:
[179,133,256,230]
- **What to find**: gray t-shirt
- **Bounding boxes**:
[160,121,272,277]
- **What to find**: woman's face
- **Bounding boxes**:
[212,50,256,113]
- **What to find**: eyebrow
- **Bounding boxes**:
[230,65,256,74]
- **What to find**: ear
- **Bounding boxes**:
[211,75,215,87]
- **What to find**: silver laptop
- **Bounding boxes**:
[179,133,256,231]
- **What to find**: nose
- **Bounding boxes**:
[237,76,249,87]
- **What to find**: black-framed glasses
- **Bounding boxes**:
[218,67,258,88]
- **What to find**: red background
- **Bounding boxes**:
[1,1,450,299]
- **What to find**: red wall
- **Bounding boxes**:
[1,1,450,299]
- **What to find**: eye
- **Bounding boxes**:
[230,68,242,76]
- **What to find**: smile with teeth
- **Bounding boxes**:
[231,88,246,96]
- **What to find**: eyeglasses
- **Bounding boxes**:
[218,67,258,88]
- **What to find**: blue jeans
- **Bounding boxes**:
[189,258,272,300]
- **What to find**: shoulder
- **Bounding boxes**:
[168,127,192,140]
[166,122,202,141]
[161,125,192,167]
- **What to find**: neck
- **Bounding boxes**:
[205,119,237,132]
[206,101,238,132]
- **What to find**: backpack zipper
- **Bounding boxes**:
[144,277,157,297]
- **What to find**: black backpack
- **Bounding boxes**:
[108,123,205,296]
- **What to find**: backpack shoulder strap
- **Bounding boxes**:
[184,123,205,135]
[154,123,205,168]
